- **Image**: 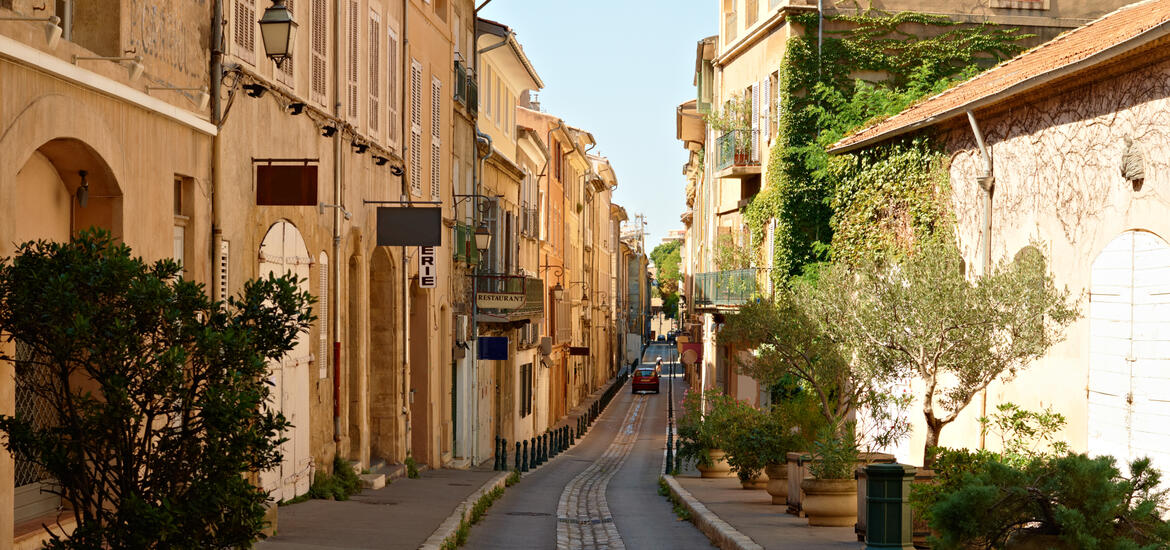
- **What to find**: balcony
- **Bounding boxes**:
[715,129,760,179]
[693,269,757,309]
[454,60,468,107]
[475,274,544,324]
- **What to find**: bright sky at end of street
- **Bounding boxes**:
[477,0,714,250]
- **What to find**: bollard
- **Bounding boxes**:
[522,440,529,472]
[531,437,539,466]
[865,463,916,549]
[515,442,521,471]
[493,436,500,471]
[542,433,548,463]
[501,438,508,471]
[675,438,682,473]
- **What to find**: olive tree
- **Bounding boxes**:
[830,240,1078,466]
[0,230,313,549]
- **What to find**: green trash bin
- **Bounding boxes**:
[865,463,916,549]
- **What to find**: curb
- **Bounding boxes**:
[663,475,764,550]
[418,471,509,550]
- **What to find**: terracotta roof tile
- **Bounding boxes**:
[830,0,1170,152]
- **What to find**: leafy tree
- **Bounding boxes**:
[832,240,1078,466]
[0,230,314,549]
[650,240,682,319]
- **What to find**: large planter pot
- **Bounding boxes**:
[741,470,768,489]
[764,463,788,505]
[697,449,734,478]
[801,478,858,527]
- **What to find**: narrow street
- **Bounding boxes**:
[465,343,713,549]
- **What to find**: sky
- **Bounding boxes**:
[478,0,715,251]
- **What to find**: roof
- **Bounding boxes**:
[477,18,544,90]
[829,0,1170,153]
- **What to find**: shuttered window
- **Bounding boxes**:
[387,29,399,143]
[234,0,256,64]
[760,77,771,144]
[346,0,359,120]
[275,0,295,85]
[368,11,380,134]
[750,83,760,159]
[310,0,327,104]
[318,252,329,379]
[431,76,442,200]
[410,60,423,196]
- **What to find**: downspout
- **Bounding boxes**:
[967,110,994,450]
[210,0,223,297]
[401,0,411,458]
[332,0,344,446]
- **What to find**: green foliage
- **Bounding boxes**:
[745,11,1028,280]
[650,240,682,319]
[304,456,364,502]
[405,455,421,479]
[658,477,692,521]
[926,454,1170,549]
[809,424,860,481]
[0,229,314,549]
[980,402,1071,467]
[676,389,733,467]
[713,233,753,271]
[441,486,506,549]
[833,238,1078,465]
[505,469,521,487]
[703,91,753,134]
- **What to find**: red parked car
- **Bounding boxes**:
[632,367,660,394]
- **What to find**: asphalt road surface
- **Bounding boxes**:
[464,343,713,549]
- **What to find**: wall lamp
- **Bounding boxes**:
[242,83,267,98]
[287,101,306,115]
[258,0,297,68]
[0,14,61,49]
[318,202,352,220]
[389,165,404,176]
[75,170,89,207]
[145,85,210,110]
[568,281,590,301]
[320,124,338,137]
[352,142,369,154]
[373,155,388,166]
[72,54,144,81]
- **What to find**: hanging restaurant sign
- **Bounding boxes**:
[477,293,524,309]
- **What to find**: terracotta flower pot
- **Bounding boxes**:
[696,449,734,478]
[800,478,857,527]
[741,470,768,489]
[764,463,788,504]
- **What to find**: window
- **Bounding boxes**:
[539,190,546,241]
[746,0,758,26]
[318,252,329,379]
[173,177,192,274]
[347,0,359,120]
[369,10,381,134]
[519,362,533,417]
[388,28,400,143]
[483,65,491,120]
[13,341,61,525]
[435,0,447,21]
[234,0,256,64]
[310,0,328,104]
[431,76,442,200]
[410,60,423,196]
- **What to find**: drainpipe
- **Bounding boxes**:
[473,128,493,462]
[331,0,344,449]
[967,110,994,450]
[401,0,411,462]
[210,0,224,297]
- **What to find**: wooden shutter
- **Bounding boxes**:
[387,29,399,143]
[410,60,423,196]
[234,0,256,64]
[430,76,442,200]
[276,0,295,83]
[760,77,770,144]
[368,11,380,134]
[310,0,327,103]
[318,252,328,379]
[750,83,760,160]
[217,240,230,301]
[347,0,359,120]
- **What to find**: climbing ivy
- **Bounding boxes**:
[743,11,1028,284]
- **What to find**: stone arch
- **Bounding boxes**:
[368,247,404,463]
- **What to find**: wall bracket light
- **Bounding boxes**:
[0,14,61,48]
[145,85,210,110]
[72,54,144,81]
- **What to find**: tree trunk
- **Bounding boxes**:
[922,414,945,469]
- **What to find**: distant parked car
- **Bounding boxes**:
[632,367,660,394]
[656,334,666,341]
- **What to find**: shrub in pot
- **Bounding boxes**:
[924,453,1170,549]
[801,425,860,527]
[677,389,735,478]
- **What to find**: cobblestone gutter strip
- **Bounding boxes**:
[662,475,764,550]
[418,472,509,550]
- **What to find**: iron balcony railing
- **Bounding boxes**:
[454,60,468,107]
[715,129,760,172]
[693,269,757,307]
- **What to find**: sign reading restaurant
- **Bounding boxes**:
[477,293,524,309]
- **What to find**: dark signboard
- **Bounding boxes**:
[377,207,442,246]
[256,164,318,206]
[477,336,509,360]
[569,346,589,356]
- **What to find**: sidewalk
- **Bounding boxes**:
[259,373,629,550]
[667,473,863,550]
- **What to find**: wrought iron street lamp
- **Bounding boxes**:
[551,283,565,301]
[474,223,492,251]
[259,0,297,67]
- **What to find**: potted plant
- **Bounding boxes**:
[677,389,735,478]
[801,425,860,527]
[720,398,771,488]
[762,391,821,505]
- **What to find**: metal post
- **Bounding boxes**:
[494,435,501,470]
[522,440,530,472]
[514,441,521,471]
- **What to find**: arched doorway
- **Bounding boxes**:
[368,248,404,463]
[11,139,121,526]
[258,221,313,502]
[1088,230,1170,470]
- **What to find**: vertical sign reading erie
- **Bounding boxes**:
[418,246,437,289]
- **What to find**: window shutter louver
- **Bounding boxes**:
[218,240,230,301]
[276,0,295,82]
[751,83,760,159]
[388,30,399,143]
[234,0,256,64]
[310,0,327,103]
[760,77,771,143]
[347,0,359,120]
[368,12,380,134]
[410,61,423,195]
[318,252,328,379]
[431,77,441,200]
